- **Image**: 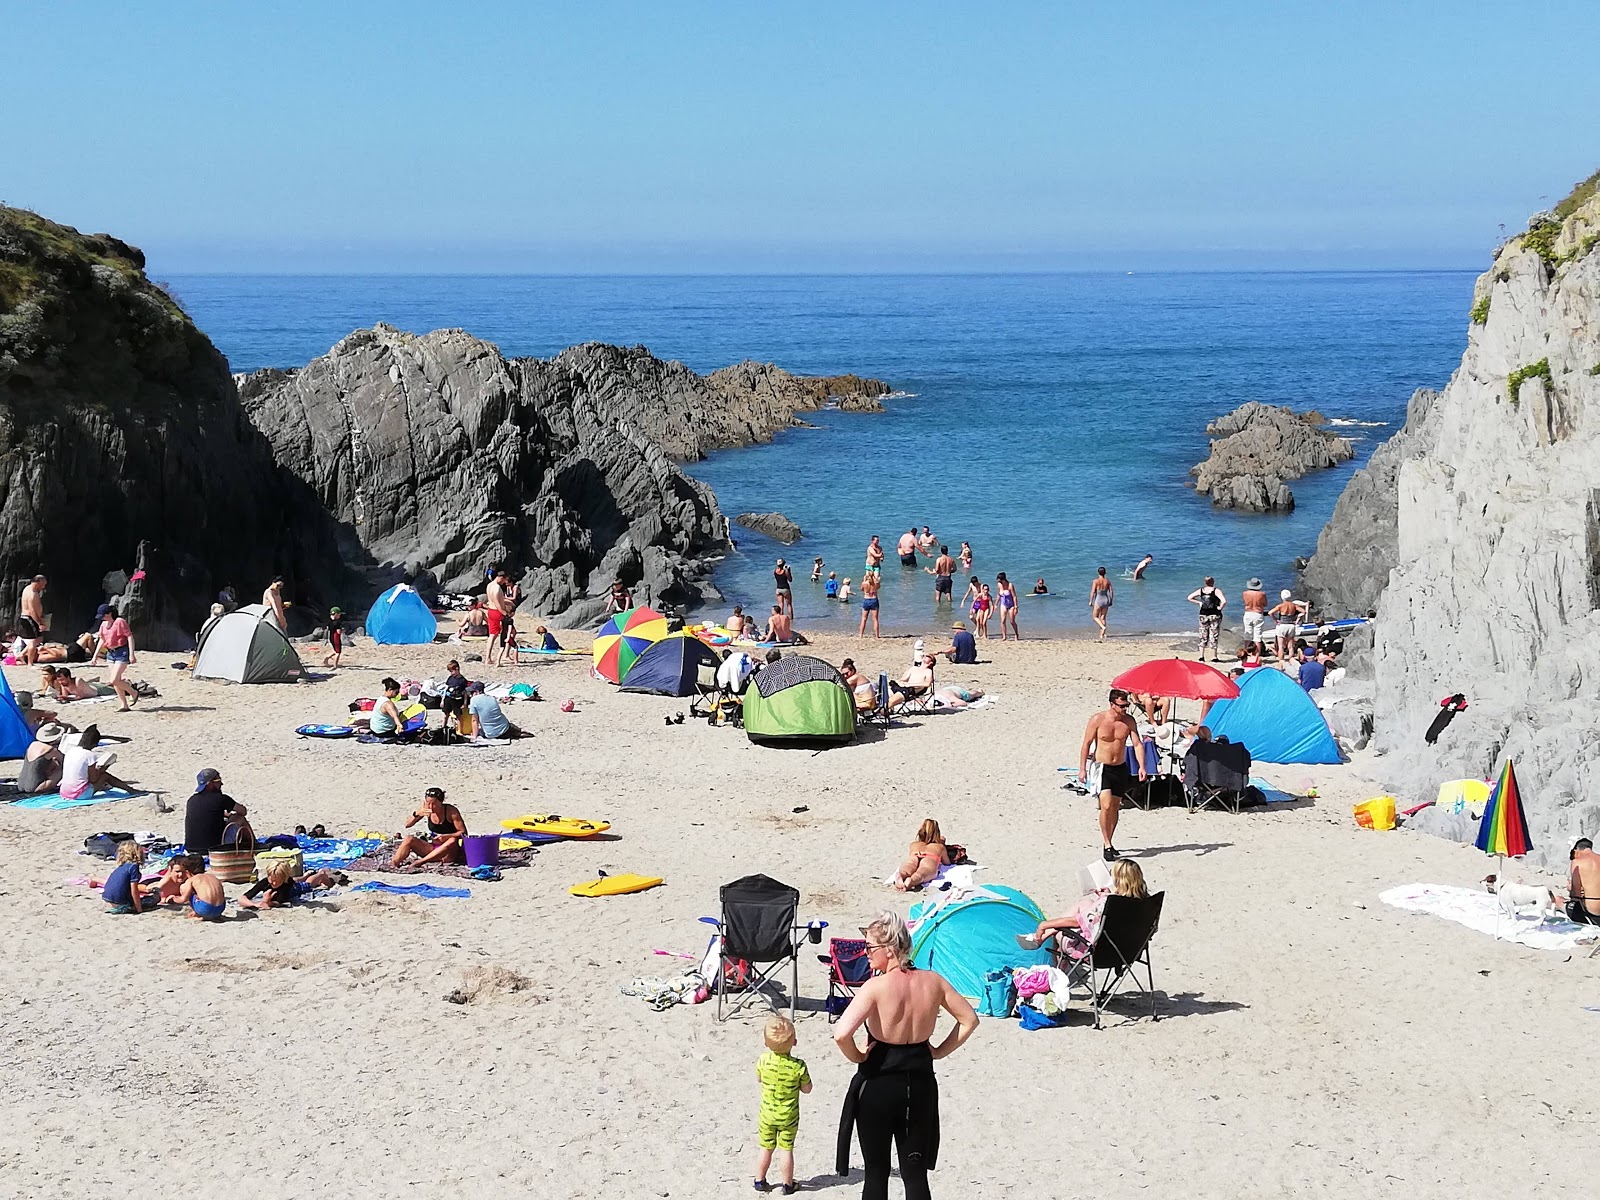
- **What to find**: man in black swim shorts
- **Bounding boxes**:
[1079,688,1146,862]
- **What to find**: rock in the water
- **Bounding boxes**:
[0,207,349,648]
[1191,402,1354,511]
[735,512,804,543]
[1305,178,1600,866]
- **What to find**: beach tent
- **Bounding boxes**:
[742,655,855,746]
[909,884,1049,1001]
[620,631,720,697]
[193,605,304,684]
[593,605,668,684]
[1203,666,1340,765]
[0,669,36,758]
[364,584,437,645]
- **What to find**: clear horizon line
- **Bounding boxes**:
[159,266,1485,280]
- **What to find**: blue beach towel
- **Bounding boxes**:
[13,786,149,811]
[351,881,471,899]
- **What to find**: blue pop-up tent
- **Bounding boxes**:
[364,585,438,645]
[909,884,1048,1001]
[0,669,37,757]
[1203,666,1341,764]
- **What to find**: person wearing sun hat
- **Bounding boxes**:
[1241,576,1269,655]
[1270,588,1306,660]
[936,620,977,665]
[17,721,69,794]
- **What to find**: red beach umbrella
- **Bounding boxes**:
[1111,658,1241,701]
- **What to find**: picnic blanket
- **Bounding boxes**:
[295,836,383,870]
[11,786,149,811]
[351,881,470,899]
[1380,883,1600,950]
[343,843,538,877]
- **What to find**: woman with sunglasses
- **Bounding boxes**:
[833,912,978,1200]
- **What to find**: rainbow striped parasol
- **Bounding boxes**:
[1474,760,1532,859]
[592,605,668,683]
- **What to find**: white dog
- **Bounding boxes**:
[1483,874,1560,921]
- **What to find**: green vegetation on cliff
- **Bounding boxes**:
[1553,168,1600,221]
[1507,358,1551,408]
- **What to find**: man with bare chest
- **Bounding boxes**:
[1079,688,1146,861]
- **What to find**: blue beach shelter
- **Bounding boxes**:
[364,585,438,645]
[0,670,34,758]
[1203,666,1341,765]
[909,884,1048,1001]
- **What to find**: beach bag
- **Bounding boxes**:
[980,968,1017,1018]
[457,711,477,738]
[1019,1003,1068,1031]
[255,848,305,880]
[208,845,256,883]
[1353,796,1396,831]
[84,832,134,859]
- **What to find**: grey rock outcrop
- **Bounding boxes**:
[1313,180,1600,867]
[0,207,350,648]
[238,328,888,627]
[1299,388,1443,617]
[1191,402,1355,511]
[735,512,804,544]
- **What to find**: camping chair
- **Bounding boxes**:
[856,674,891,728]
[1182,739,1253,813]
[819,936,872,1022]
[701,873,811,1021]
[688,658,724,720]
[890,667,934,717]
[1055,891,1165,1029]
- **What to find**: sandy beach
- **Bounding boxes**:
[2,628,1595,1198]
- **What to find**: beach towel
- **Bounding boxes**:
[343,844,538,877]
[1379,884,1600,950]
[295,836,383,869]
[12,786,149,811]
[350,881,470,899]
[1249,776,1298,803]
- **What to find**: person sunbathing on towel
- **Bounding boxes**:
[931,684,985,710]
[892,819,950,891]
[391,787,467,868]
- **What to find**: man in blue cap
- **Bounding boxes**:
[184,767,248,851]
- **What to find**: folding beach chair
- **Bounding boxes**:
[819,936,872,1022]
[703,873,806,1021]
[890,666,934,717]
[1055,891,1164,1029]
[1182,739,1253,813]
[688,657,724,721]
[856,674,891,728]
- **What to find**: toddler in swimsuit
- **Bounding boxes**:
[753,1016,812,1194]
[175,854,228,921]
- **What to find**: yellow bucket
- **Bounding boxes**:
[1353,795,1396,831]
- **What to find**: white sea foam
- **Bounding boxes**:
[1324,418,1389,428]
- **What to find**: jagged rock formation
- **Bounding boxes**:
[238,327,887,626]
[0,207,349,648]
[1191,402,1355,511]
[735,512,804,544]
[1308,174,1600,865]
[1299,388,1441,616]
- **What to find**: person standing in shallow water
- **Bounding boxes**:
[858,571,881,638]
[1088,567,1113,641]
[925,546,955,606]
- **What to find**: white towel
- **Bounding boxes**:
[1380,883,1600,950]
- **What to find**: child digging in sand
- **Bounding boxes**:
[753,1015,811,1194]
[174,854,227,920]
[102,840,157,914]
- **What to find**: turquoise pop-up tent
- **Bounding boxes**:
[0,669,35,757]
[365,585,438,645]
[1203,666,1341,764]
[909,884,1049,1001]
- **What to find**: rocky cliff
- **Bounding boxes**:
[1191,402,1354,511]
[0,208,349,647]
[1307,171,1600,864]
[237,327,886,626]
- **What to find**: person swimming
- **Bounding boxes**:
[1031,578,1048,594]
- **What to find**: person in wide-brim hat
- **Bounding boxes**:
[1246,577,1264,589]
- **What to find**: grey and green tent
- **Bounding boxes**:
[743,654,855,747]
[193,604,304,684]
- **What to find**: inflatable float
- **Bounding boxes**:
[500,814,611,838]
[570,872,663,897]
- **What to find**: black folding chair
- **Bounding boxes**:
[856,673,891,728]
[703,873,806,1021]
[1056,892,1164,1029]
[1182,740,1253,813]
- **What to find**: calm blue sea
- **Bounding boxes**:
[169,272,1473,635]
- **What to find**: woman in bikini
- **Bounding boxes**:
[958,542,973,572]
[892,819,949,891]
[994,572,1020,641]
[833,912,979,1200]
[390,786,468,868]
[857,572,881,639]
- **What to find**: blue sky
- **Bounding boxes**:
[6,1,1597,273]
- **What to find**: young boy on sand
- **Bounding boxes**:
[174,854,227,920]
[238,860,344,909]
[753,1015,811,1194]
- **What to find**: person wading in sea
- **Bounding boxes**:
[925,546,955,606]
[1088,567,1113,642]
[1079,688,1145,862]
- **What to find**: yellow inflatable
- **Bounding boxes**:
[570,873,663,897]
[500,814,611,838]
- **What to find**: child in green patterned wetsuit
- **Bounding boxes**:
[754,1016,812,1194]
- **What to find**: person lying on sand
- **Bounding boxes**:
[42,666,113,702]
[239,860,345,909]
[892,819,950,891]
[392,787,467,868]
[931,684,985,710]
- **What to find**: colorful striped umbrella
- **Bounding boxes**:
[1474,760,1532,858]
[592,605,668,683]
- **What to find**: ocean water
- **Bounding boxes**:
[170,272,1474,635]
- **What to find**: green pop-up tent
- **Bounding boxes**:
[742,654,855,747]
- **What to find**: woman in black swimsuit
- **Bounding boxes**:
[390,786,467,868]
[833,912,979,1200]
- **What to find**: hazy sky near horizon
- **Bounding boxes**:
[7,1,1597,273]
